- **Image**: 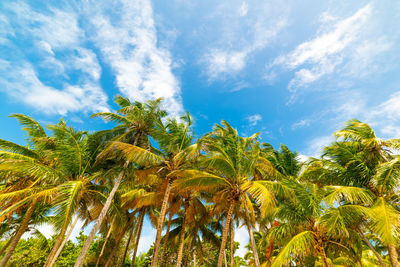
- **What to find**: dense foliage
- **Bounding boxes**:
[0,96,399,267]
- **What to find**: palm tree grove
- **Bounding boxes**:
[0,95,399,266]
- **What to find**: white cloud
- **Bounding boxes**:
[291,119,310,130]
[0,2,109,115]
[87,0,183,117]
[247,114,262,126]
[203,1,287,79]
[238,2,248,16]
[274,4,373,96]
[304,135,333,158]
[234,226,249,258]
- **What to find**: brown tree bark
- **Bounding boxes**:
[245,209,260,267]
[0,198,38,267]
[48,215,79,267]
[176,203,188,267]
[159,211,172,266]
[230,221,234,267]
[95,219,115,267]
[217,201,235,267]
[358,230,386,267]
[120,219,136,267]
[388,244,399,267]
[74,169,126,267]
[151,179,173,267]
[130,209,145,267]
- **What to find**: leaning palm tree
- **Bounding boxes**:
[92,113,199,266]
[173,120,289,267]
[74,96,166,267]
[0,114,56,267]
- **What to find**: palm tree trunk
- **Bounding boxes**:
[105,221,132,267]
[0,235,13,256]
[217,201,235,267]
[358,230,385,267]
[245,209,260,267]
[48,215,79,267]
[0,197,38,267]
[319,245,329,267]
[120,220,136,267]
[176,206,188,267]
[130,209,145,267]
[224,250,228,267]
[151,178,173,267]
[95,219,115,267]
[193,253,196,267]
[388,244,399,267]
[74,169,126,267]
[230,221,234,267]
[160,211,172,265]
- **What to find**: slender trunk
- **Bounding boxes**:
[130,209,145,267]
[74,169,126,267]
[160,211,172,265]
[230,221,234,267]
[319,245,329,267]
[95,219,115,267]
[176,205,188,267]
[358,230,386,267]
[224,250,228,267]
[0,198,38,267]
[217,201,235,267]
[121,220,136,267]
[151,179,173,267]
[49,215,79,267]
[245,209,260,267]
[45,225,68,267]
[0,236,13,256]
[388,244,399,267]
[185,238,193,267]
[193,253,196,267]
[105,221,132,267]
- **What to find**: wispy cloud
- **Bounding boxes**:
[0,2,109,115]
[291,119,310,130]
[86,0,183,117]
[203,1,287,80]
[273,4,374,100]
[247,114,262,126]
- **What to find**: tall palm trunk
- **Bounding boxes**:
[388,244,399,267]
[48,215,79,267]
[95,219,115,267]
[120,220,136,267]
[74,169,126,267]
[151,178,173,267]
[176,204,188,267]
[217,201,235,267]
[358,230,385,267]
[0,197,38,267]
[160,211,172,265]
[105,221,133,267]
[224,250,228,267]
[319,245,329,267]
[130,209,145,267]
[230,221,234,267]
[245,209,260,267]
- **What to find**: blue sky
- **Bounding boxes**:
[1,0,400,257]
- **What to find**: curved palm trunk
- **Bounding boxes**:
[160,211,172,265]
[388,244,399,267]
[95,219,115,267]
[358,230,385,267]
[224,250,228,267]
[230,221,234,267]
[120,222,135,267]
[176,207,188,267]
[105,220,133,267]
[130,209,145,267]
[217,201,235,267]
[74,170,126,267]
[48,215,79,267]
[0,197,38,267]
[151,179,173,267]
[245,209,260,267]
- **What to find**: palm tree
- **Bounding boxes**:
[173,121,288,267]
[74,96,166,267]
